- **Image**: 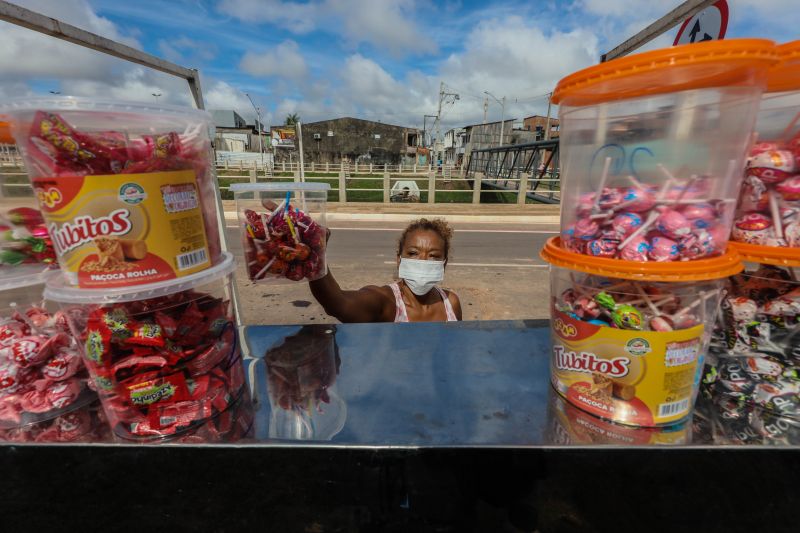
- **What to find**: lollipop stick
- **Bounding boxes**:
[769,190,784,239]
[591,157,613,213]
[672,174,698,204]
[255,256,276,280]
[617,210,658,250]
[266,199,286,223]
[634,284,661,316]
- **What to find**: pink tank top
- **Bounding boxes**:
[389,282,458,322]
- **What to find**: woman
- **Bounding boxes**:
[310,218,462,323]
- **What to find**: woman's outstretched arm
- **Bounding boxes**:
[309,269,393,323]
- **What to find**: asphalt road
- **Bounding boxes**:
[226,221,560,325]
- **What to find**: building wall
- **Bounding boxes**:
[523,115,560,139]
[300,118,420,165]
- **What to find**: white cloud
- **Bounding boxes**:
[218,0,434,55]
[205,80,265,124]
[240,40,308,81]
[0,0,141,82]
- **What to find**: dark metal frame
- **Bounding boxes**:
[465,139,560,204]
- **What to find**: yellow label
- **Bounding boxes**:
[33,170,210,288]
[551,308,704,427]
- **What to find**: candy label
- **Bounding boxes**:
[32,170,210,287]
[551,308,705,426]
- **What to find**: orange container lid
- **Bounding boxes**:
[540,236,743,282]
[730,241,800,267]
[552,39,778,106]
[766,40,800,93]
[0,120,13,144]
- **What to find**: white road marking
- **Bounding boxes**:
[383,261,547,268]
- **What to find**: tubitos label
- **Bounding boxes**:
[32,169,211,288]
[550,308,705,427]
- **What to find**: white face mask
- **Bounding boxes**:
[398,258,445,296]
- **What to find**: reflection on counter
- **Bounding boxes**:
[264,325,346,441]
[546,387,691,446]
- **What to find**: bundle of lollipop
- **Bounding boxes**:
[0,305,89,427]
[733,135,800,247]
[67,289,248,441]
[556,275,718,332]
[563,158,732,261]
[17,111,221,258]
[703,264,800,420]
[0,400,110,443]
[0,207,56,267]
[242,193,327,282]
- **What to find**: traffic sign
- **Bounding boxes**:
[674,0,728,45]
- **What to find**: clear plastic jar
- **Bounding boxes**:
[0,97,222,287]
[553,39,776,262]
[0,268,93,429]
[231,183,329,283]
[45,253,252,442]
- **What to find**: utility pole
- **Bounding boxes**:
[483,96,488,125]
[245,92,264,167]
[434,81,459,166]
[544,92,553,140]
[484,91,506,147]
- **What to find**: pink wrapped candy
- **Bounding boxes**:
[731,213,772,245]
[776,176,800,201]
[649,236,680,262]
[656,209,692,240]
[611,212,643,237]
[573,218,600,240]
[620,187,655,212]
[681,203,716,230]
[587,238,617,257]
[620,235,650,261]
[748,150,796,184]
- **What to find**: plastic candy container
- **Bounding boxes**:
[541,237,740,427]
[695,389,800,445]
[0,97,223,288]
[45,253,253,442]
[0,269,92,429]
[733,41,800,248]
[552,39,777,261]
[704,240,800,421]
[231,183,329,283]
[0,399,110,443]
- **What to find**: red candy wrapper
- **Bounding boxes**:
[59,281,249,442]
[240,202,328,282]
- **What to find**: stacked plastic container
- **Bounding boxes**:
[705,42,800,427]
[1,97,253,442]
[0,118,95,440]
[541,40,778,428]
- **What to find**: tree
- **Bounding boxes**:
[285,113,300,126]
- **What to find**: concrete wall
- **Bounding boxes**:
[301,118,420,165]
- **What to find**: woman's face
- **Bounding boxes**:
[398,229,446,263]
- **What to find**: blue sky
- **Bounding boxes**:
[0,0,796,131]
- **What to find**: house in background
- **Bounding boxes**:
[300,117,421,165]
[522,115,560,140]
[210,109,266,153]
[443,127,466,167]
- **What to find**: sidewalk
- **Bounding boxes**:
[222,201,561,224]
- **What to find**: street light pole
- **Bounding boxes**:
[484,91,506,147]
[151,92,161,103]
[245,92,264,168]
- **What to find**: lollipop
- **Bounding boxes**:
[748,150,796,184]
[655,208,692,240]
[776,176,800,202]
[649,236,680,262]
[620,235,650,261]
[595,292,643,330]
[611,212,643,238]
[731,213,772,245]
